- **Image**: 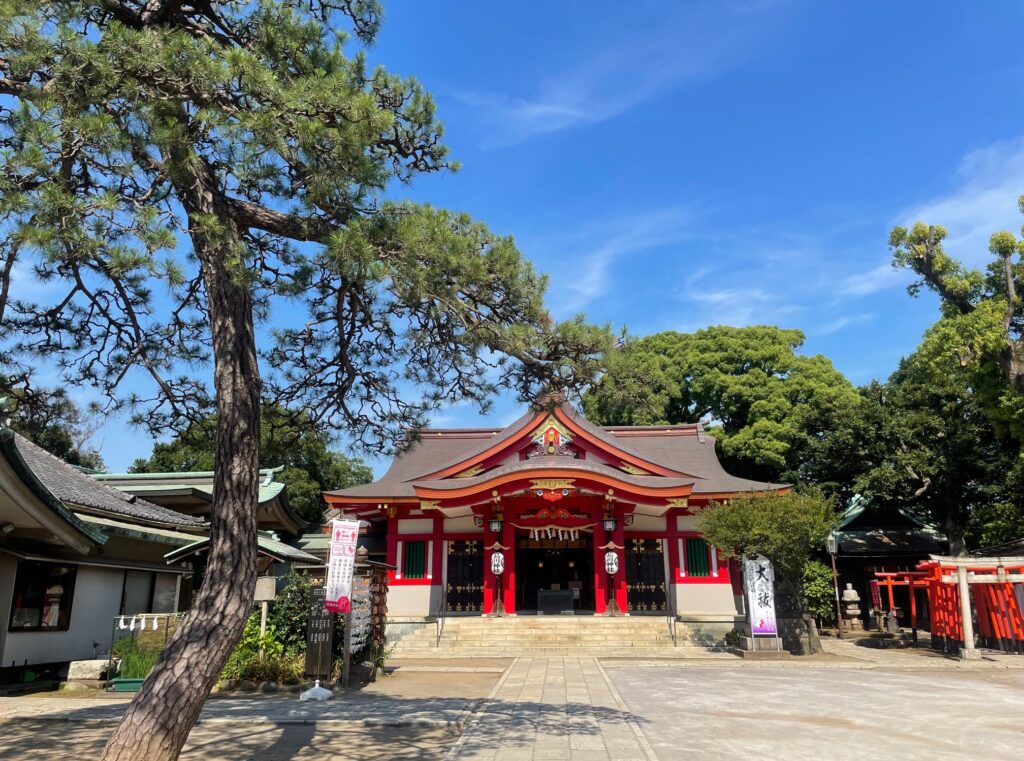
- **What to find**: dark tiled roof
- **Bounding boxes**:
[11,433,205,528]
[326,403,786,500]
[411,455,695,491]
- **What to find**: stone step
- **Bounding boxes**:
[390,647,734,658]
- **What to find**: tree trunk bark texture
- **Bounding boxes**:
[102,162,262,761]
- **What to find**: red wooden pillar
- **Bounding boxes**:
[430,514,444,583]
[386,509,399,582]
[482,514,496,614]
[593,521,607,614]
[612,521,628,614]
[502,521,516,614]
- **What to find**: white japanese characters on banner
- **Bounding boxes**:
[744,555,778,636]
[325,519,360,614]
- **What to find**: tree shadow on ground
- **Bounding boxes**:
[0,691,647,760]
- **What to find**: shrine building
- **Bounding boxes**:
[324,397,787,625]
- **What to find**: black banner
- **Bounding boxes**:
[305,582,334,677]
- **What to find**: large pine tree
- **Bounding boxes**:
[0,3,607,758]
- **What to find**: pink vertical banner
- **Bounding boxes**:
[324,519,360,614]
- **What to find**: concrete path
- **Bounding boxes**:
[448,657,655,760]
[606,664,1024,760]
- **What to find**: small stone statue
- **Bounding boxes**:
[841,583,864,631]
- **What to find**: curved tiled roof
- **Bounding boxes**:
[411,455,695,492]
[325,402,787,502]
[10,433,205,528]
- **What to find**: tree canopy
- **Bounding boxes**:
[0,3,609,758]
[697,489,837,653]
[131,405,372,524]
[583,326,860,484]
[4,386,104,469]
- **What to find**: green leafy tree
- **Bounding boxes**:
[802,560,836,626]
[846,359,1018,554]
[583,326,861,484]
[890,202,1023,398]
[886,204,1024,550]
[697,490,838,654]
[5,386,105,469]
[132,405,372,523]
[0,4,609,758]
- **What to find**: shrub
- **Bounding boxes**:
[222,610,305,684]
[114,638,159,679]
[266,571,312,655]
[803,560,837,626]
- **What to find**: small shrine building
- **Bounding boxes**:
[324,397,787,623]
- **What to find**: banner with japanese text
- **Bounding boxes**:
[325,519,360,614]
[743,555,778,636]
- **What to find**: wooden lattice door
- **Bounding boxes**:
[446,540,484,612]
[625,538,667,612]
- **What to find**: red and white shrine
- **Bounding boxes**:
[324,397,787,624]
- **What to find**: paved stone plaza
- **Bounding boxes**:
[2,654,1023,760]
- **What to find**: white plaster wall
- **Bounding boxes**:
[626,515,665,532]
[387,584,441,617]
[676,515,700,532]
[443,516,480,533]
[673,583,738,616]
[0,554,17,662]
[3,566,124,666]
[397,518,433,534]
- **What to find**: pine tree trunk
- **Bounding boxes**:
[102,156,261,760]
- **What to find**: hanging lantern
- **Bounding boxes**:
[488,518,503,533]
[605,551,620,575]
[491,551,505,576]
[602,517,617,532]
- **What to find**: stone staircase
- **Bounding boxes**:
[390,615,734,658]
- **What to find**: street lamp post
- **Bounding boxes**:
[826,532,844,638]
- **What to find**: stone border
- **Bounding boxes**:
[593,658,659,761]
[442,657,519,761]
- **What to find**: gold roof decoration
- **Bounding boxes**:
[619,462,651,476]
[454,464,486,478]
[419,500,441,510]
[666,498,689,508]
[529,478,576,491]
[531,415,573,447]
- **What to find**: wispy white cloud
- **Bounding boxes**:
[540,206,699,315]
[676,270,800,330]
[810,312,874,337]
[452,3,786,147]
[839,262,907,296]
[900,137,1024,267]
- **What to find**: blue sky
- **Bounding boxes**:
[25,0,1024,473]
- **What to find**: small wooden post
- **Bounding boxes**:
[341,612,352,687]
[909,579,918,643]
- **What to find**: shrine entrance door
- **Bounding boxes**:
[625,537,668,613]
[446,539,484,613]
[516,534,594,613]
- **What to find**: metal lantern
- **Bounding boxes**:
[826,532,838,555]
[602,517,617,532]
[488,518,504,533]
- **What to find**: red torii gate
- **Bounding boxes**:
[871,571,930,641]
[911,556,1024,658]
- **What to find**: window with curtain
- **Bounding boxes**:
[402,541,427,579]
[685,537,710,577]
[8,561,78,631]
